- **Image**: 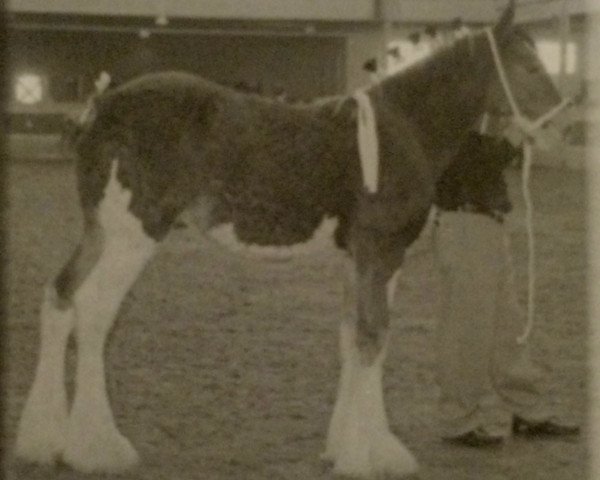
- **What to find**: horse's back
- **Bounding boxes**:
[73,70,358,242]
[108,70,225,99]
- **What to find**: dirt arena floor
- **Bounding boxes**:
[2,157,588,479]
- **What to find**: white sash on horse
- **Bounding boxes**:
[354,90,380,194]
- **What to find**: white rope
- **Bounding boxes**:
[518,140,536,344]
[515,97,572,134]
[485,28,523,118]
[484,27,570,344]
[486,27,536,344]
[515,99,570,344]
[353,90,380,193]
[479,112,490,134]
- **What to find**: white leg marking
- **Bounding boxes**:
[15,286,75,465]
[322,321,354,463]
[325,324,418,478]
[322,258,358,463]
[62,162,156,473]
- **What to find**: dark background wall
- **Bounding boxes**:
[7,28,346,130]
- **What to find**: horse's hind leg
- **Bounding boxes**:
[15,279,78,463]
[15,208,106,465]
[16,161,156,473]
[60,162,157,473]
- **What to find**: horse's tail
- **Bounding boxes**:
[65,75,118,156]
[59,112,93,157]
[57,94,102,161]
[73,91,135,219]
[57,116,78,158]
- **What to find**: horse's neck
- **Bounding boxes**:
[376,33,495,175]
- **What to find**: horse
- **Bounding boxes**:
[15,2,563,477]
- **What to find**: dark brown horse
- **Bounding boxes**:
[16,2,562,477]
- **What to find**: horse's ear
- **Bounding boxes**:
[494,0,515,39]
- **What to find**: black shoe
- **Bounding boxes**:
[512,415,580,437]
[443,427,505,447]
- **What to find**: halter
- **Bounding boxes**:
[484,28,571,134]
[484,27,571,344]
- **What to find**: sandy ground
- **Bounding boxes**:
[2,160,588,479]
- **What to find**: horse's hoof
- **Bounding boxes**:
[14,399,67,466]
[14,434,64,467]
[62,427,139,474]
[333,431,418,479]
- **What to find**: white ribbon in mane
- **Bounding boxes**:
[353,90,380,194]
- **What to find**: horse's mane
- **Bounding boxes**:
[307,30,493,121]
[370,28,494,149]
[377,28,488,96]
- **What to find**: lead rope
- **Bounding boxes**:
[484,27,571,344]
[520,140,536,344]
[519,100,571,343]
[477,112,536,343]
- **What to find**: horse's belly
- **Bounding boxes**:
[180,195,339,259]
[207,218,339,259]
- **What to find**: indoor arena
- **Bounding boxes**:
[3,1,598,479]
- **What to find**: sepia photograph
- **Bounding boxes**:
[2,1,597,479]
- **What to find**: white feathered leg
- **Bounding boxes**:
[326,323,417,478]
[15,287,75,465]
[61,162,156,473]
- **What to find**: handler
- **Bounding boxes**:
[433,126,580,446]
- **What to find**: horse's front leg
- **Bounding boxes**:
[324,235,418,478]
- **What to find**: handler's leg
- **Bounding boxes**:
[435,212,507,440]
[491,234,579,436]
[490,233,547,421]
